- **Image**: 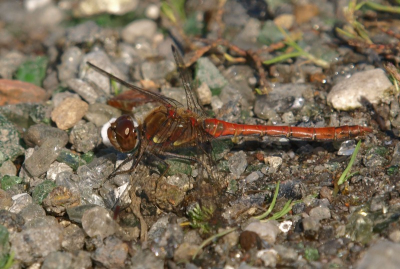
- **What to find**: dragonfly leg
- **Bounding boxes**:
[108,148,142,180]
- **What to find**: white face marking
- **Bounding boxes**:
[101,117,117,147]
[125,127,130,136]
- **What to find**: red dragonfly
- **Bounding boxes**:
[87,45,373,178]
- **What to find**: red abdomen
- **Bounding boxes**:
[203,119,372,141]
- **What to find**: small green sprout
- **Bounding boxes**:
[188,204,215,233]
[334,139,362,195]
[263,26,329,68]
[252,181,300,222]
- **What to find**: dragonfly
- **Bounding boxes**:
[87,45,373,180]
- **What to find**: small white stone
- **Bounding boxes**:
[122,19,157,44]
[264,156,282,169]
[145,4,160,20]
[196,82,212,106]
[327,68,393,111]
[245,220,280,244]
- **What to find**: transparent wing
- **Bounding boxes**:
[171,45,207,118]
[87,62,183,109]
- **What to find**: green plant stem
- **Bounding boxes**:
[263,51,303,65]
[276,26,330,68]
[263,199,293,221]
[333,140,362,196]
[192,227,237,259]
[358,2,400,13]
[338,140,362,186]
[253,181,280,220]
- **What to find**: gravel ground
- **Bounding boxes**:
[0,0,399,268]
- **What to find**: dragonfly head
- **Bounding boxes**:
[107,115,140,152]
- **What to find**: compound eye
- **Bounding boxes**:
[107,115,138,152]
[115,117,133,138]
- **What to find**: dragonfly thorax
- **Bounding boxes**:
[107,115,140,152]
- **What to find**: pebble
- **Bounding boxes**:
[309,206,331,222]
[228,151,248,179]
[158,222,184,256]
[66,78,99,104]
[148,215,170,242]
[10,223,62,265]
[0,210,25,233]
[302,217,320,239]
[254,83,311,120]
[145,4,160,20]
[318,238,344,256]
[222,229,239,248]
[66,204,98,224]
[0,114,25,164]
[42,186,81,216]
[77,155,115,189]
[0,160,16,177]
[294,3,319,24]
[129,248,164,269]
[0,189,12,210]
[278,180,305,200]
[122,19,157,44]
[141,59,176,80]
[85,103,121,127]
[0,79,47,106]
[31,180,56,204]
[9,193,32,214]
[23,123,68,148]
[196,57,227,92]
[58,46,83,82]
[155,181,186,211]
[319,186,333,202]
[33,3,64,28]
[61,224,86,252]
[274,245,299,264]
[327,69,392,111]
[257,249,278,267]
[273,14,295,29]
[23,138,66,177]
[0,51,25,79]
[173,242,200,262]
[357,240,400,269]
[19,203,46,223]
[82,50,125,95]
[51,98,89,130]
[231,18,260,50]
[1,175,23,196]
[92,236,129,268]
[196,82,212,106]
[41,251,92,269]
[370,195,387,212]
[239,230,262,251]
[81,206,118,239]
[52,91,80,107]
[244,220,280,244]
[69,121,101,153]
[363,146,388,168]
[337,140,357,156]
[389,230,400,243]
[46,162,73,181]
[74,0,138,17]
[264,156,283,170]
[183,230,202,245]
